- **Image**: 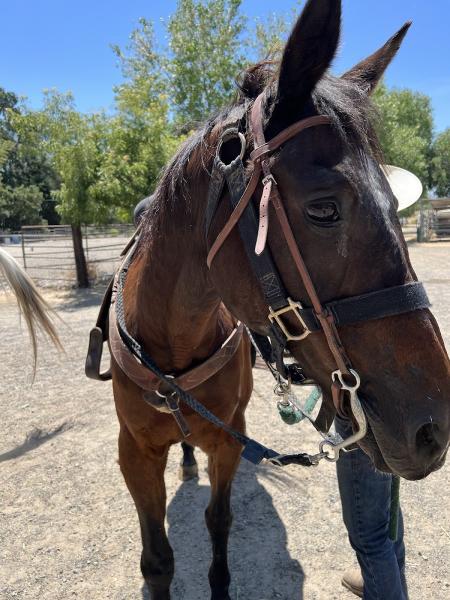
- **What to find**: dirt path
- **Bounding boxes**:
[1,244,449,600]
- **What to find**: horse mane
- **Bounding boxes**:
[140,60,382,239]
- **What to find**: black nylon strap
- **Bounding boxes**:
[205,105,248,236]
[205,128,293,378]
[205,125,289,312]
[297,282,430,332]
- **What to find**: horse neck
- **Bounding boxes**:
[125,200,229,374]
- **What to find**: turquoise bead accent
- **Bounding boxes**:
[277,386,322,425]
[302,386,321,417]
[278,403,303,425]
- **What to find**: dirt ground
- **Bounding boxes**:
[1,242,449,600]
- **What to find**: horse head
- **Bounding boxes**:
[206,0,450,480]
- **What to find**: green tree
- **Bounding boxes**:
[167,0,246,125]
[12,91,109,222]
[11,91,109,286]
[432,128,450,197]
[373,83,433,188]
[0,185,43,231]
[103,19,181,216]
[0,87,57,229]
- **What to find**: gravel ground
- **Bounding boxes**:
[0,242,449,600]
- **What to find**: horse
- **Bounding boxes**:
[107,1,450,598]
[0,246,61,372]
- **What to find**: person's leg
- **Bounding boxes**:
[335,416,408,600]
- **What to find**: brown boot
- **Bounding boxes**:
[341,568,364,597]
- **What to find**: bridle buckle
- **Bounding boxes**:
[268,298,311,341]
[262,173,277,187]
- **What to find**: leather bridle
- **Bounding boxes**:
[206,91,430,452]
[90,91,432,468]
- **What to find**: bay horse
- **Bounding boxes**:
[0,246,61,371]
[108,1,450,598]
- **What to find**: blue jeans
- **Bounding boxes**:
[335,416,408,600]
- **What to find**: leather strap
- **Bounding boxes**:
[249,94,352,377]
[207,162,262,268]
[269,184,351,375]
[109,300,244,395]
[250,115,332,162]
[255,175,273,255]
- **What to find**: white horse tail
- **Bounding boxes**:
[0,247,62,373]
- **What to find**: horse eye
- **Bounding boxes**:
[306,200,340,225]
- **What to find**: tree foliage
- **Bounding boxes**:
[373,83,434,189]
[432,128,450,197]
[10,91,109,225]
[167,0,246,126]
[103,19,181,217]
[0,87,57,229]
[0,185,43,230]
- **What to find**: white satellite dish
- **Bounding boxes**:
[381,164,423,212]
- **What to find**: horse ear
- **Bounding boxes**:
[342,22,411,94]
[275,0,341,106]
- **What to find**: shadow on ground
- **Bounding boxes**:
[0,422,73,463]
[140,459,304,600]
[54,286,107,313]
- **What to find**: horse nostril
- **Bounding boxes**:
[415,422,442,459]
[417,423,437,446]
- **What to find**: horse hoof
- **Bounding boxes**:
[178,463,198,481]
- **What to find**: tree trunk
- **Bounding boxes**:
[71,223,89,288]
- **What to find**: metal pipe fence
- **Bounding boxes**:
[0,224,135,287]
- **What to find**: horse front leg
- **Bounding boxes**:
[118,424,173,600]
[204,417,244,600]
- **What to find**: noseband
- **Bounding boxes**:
[206,92,430,456]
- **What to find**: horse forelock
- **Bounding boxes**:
[139,61,386,249]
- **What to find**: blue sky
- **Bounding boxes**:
[1,1,449,132]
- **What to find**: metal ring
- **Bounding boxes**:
[155,375,176,399]
[319,440,341,462]
[217,130,246,164]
